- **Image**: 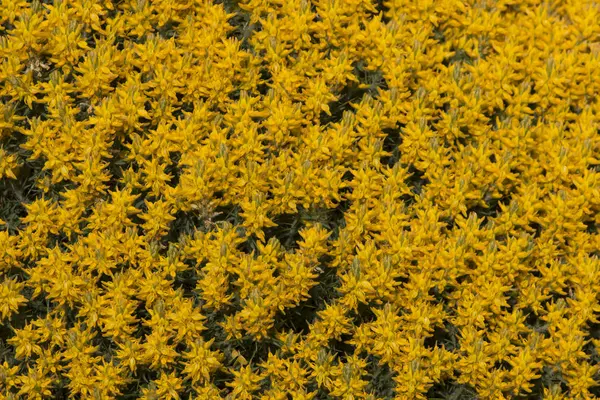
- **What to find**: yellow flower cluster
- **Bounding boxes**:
[1,0,600,399]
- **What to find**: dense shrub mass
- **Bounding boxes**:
[1,0,600,398]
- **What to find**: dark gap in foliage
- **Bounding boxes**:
[0,180,29,231]
[441,215,456,230]
[9,291,52,339]
[174,92,187,109]
[426,379,478,400]
[486,108,508,131]
[216,203,243,226]
[430,322,460,352]
[365,356,395,398]
[320,70,374,126]
[528,221,543,239]
[211,368,235,393]
[263,212,303,251]
[105,137,130,193]
[114,37,125,51]
[117,381,145,400]
[582,340,599,368]
[175,267,199,297]
[361,66,388,94]
[524,307,548,337]
[406,165,429,196]
[548,287,571,302]
[529,267,542,278]
[137,369,161,392]
[301,205,340,229]
[536,365,569,394]
[424,325,454,350]
[523,376,546,399]
[164,203,241,246]
[454,274,469,286]
[374,0,390,20]
[569,104,583,116]
[274,305,313,335]
[230,336,279,369]
[200,307,232,345]
[256,68,272,96]
[455,135,470,149]
[275,264,340,334]
[446,323,462,352]
[493,359,512,372]
[180,101,194,114]
[109,75,127,91]
[587,321,600,340]
[584,219,598,234]
[326,200,352,241]
[433,28,446,45]
[0,119,46,226]
[443,49,474,67]
[227,89,241,102]
[157,21,179,39]
[21,99,48,121]
[429,285,446,303]
[310,388,335,400]
[393,274,409,285]
[133,306,153,339]
[352,302,377,325]
[165,150,182,187]
[590,384,600,397]
[240,233,260,255]
[330,334,355,360]
[465,203,497,222]
[505,290,518,313]
[381,126,403,166]
[222,0,255,50]
[0,22,15,32]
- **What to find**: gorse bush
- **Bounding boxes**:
[1,0,600,398]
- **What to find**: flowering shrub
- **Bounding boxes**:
[1,0,600,398]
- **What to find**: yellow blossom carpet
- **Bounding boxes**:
[1,0,600,398]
